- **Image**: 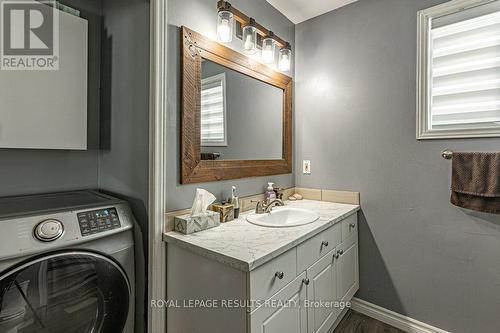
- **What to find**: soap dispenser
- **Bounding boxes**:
[265,182,276,202]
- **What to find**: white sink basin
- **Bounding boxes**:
[246,207,319,227]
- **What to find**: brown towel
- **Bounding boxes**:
[451,152,500,214]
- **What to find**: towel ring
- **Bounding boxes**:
[441,150,453,160]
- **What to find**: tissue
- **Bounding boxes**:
[190,188,216,216]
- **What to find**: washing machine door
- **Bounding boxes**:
[0,251,130,333]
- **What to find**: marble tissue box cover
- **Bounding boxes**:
[174,211,221,234]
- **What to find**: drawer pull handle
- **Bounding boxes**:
[349,223,356,229]
[275,271,284,279]
[337,249,344,255]
[321,241,329,247]
[302,278,310,286]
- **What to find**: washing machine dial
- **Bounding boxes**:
[34,219,64,242]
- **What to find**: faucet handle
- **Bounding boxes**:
[275,187,285,200]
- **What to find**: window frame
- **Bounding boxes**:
[200,72,228,147]
[417,0,500,139]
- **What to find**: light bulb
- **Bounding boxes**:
[243,18,257,55]
[262,34,276,64]
[262,48,274,63]
[244,35,255,52]
[217,9,233,43]
[279,43,292,72]
[217,19,231,42]
[279,54,290,71]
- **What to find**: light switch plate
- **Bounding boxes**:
[303,160,311,174]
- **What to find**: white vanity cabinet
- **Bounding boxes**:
[249,213,359,333]
[166,210,359,333]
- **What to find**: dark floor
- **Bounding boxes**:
[334,310,407,333]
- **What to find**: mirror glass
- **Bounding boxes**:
[200,59,283,160]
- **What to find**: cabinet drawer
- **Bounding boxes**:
[297,223,341,273]
[249,272,307,333]
[341,214,357,242]
[338,224,358,255]
[249,248,297,304]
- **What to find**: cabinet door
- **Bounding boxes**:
[250,272,307,333]
[306,250,338,333]
[337,241,359,301]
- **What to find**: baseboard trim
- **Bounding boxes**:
[350,298,450,333]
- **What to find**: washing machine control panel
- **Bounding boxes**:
[77,207,121,237]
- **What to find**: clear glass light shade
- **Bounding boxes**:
[217,10,233,43]
[243,25,257,54]
[279,47,291,72]
[261,37,276,64]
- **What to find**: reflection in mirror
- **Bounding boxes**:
[200,59,283,160]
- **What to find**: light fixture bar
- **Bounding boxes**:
[216,0,289,48]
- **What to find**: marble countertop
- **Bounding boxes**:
[163,200,360,272]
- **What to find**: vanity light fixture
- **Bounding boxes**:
[279,42,291,72]
[243,18,257,55]
[217,2,233,43]
[216,1,291,69]
[262,31,276,64]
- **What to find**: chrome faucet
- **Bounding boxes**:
[264,198,285,213]
[252,198,285,214]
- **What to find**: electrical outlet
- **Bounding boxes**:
[303,160,311,174]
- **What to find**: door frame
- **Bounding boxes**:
[148,0,168,332]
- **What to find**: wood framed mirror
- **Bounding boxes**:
[180,26,292,184]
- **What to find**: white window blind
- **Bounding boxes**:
[431,10,500,129]
[200,73,227,146]
[417,0,500,139]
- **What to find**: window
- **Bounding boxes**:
[200,73,227,146]
[417,0,500,139]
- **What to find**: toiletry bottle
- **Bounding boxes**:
[265,182,276,202]
[231,186,240,218]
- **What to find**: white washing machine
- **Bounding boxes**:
[0,190,135,333]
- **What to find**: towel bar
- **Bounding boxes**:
[442,150,453,159]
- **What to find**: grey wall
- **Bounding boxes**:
[98,1,150,333]
[295,1,500,332]
[201,60,283,160]
[0,150,98,196]
[98,0,150,213]
[167,0,295,211]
